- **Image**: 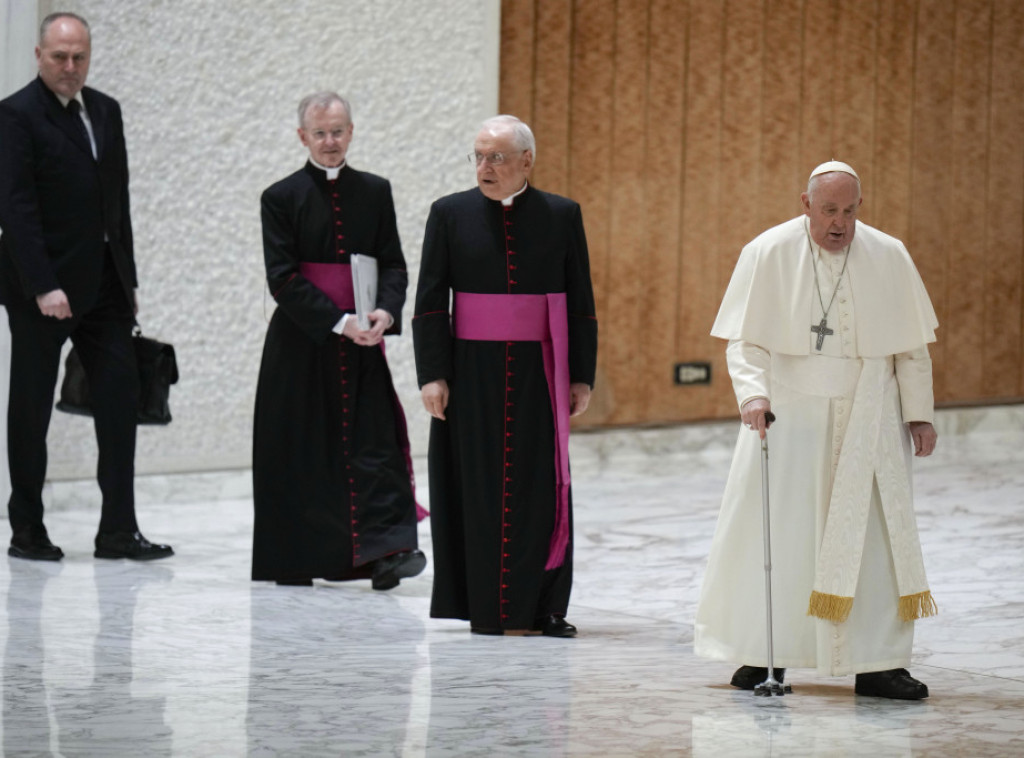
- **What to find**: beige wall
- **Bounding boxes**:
[502,0,1024,428]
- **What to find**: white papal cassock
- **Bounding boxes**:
[694,215,939,676]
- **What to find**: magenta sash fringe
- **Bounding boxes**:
[453,291,571,570]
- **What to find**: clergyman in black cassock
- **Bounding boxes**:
[252,92,424,589]
[414,116,597,635]
[0,13,172,562]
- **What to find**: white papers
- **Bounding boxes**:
[350,254,378,331]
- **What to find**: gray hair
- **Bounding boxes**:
[297,92,352,129]
[39,12,91,44]
[807,171,861,201]
[480,115,536,159]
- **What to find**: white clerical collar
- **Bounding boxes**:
[309,157,346,180]
[55,91,86,111]
[502,182,529,206]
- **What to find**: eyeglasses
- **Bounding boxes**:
[306,127,351,143]
[467,150,523,166]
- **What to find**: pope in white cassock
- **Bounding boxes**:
[694,161,939,700]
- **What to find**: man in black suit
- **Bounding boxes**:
[0,12,172,561]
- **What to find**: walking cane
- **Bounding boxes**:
[753,411,792,697]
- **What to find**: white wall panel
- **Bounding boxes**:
[17,0,499,477]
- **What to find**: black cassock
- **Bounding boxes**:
[252,163,418,582]
[413,185,597,629]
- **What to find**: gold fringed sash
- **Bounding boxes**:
[807,591,855,623]
[809,590,937,624]
[898,590,938,622]
[809,358,936,625]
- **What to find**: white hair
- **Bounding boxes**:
[480,115,536,159]
[297,92,352,129]
[807,171,861,201]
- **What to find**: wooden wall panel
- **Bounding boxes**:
[500,0,1024,427]
[761,0,805,230]
[986,0,1024,398]
[798,1,838,180]
[871,0,916,241]
[719,0,766,270]
[834,0,879,210]
[680,1,728,418]
[909,2,955,400]
[566,0,616,423]
[603,0,650,424]
[945,0,992,400]
[640,0,689,421]
[531,0,573,194]
[500,1,536,124]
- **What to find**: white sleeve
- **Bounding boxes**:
[333,312,393,334]
[895,344,935,423]
[725,340,771,411]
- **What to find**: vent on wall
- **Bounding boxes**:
[674,362,711,386]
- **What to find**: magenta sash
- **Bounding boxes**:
[300,262,427,521]
[300,262,355,310]
[453,291,571,570]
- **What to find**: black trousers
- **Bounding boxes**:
[6,261,139,536]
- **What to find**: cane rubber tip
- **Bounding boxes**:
[753,680,791,696]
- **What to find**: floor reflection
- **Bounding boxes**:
[423,636,572,756]
[58,563,175,756]
[0,407,1022,756]
[3,559,175,756]
[246,584,426,756]
[692,701,918,757]
[3,560,63,756]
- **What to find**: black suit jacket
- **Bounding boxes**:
[0,76,137,314]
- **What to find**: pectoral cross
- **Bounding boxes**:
[811,317,834,351]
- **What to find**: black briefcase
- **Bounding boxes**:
[56,329,179,425]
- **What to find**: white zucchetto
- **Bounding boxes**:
[809,160,860,181]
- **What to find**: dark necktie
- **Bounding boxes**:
[66,99,94,156]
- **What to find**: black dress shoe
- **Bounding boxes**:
[532,615,577,638]
[731,665,786,690]
[94,531,174,561]
[8,527,64,562]
[372,549,426,590]
[855,668,929,700]
[275,578,314,586]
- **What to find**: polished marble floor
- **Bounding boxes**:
[2,406,1023,757]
